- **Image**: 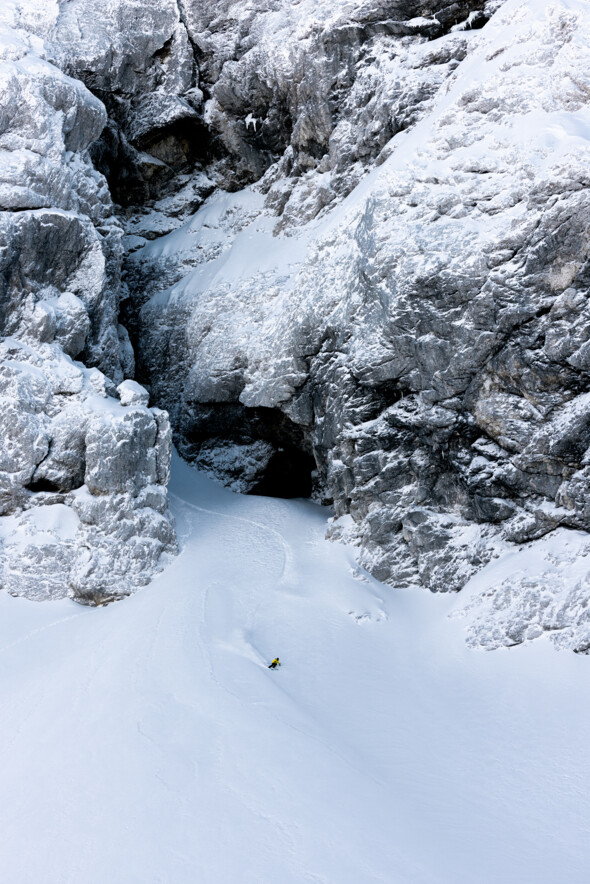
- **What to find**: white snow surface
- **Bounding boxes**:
[1,453,590,883]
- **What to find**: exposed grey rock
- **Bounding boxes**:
[195,440,276,494]
[178,0,492,189]
[42,0,202,206]
[38,0,492,213]
[130,0,590,649]
[0,339,176,602]
[0,12,176,603]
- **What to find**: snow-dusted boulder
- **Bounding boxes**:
[0,12,124,376]
[0,20,107,212]
[0,340,175,602]
[117,379,150,407]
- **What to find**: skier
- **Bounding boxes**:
[268,657,280,669]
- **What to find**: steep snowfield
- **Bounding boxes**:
[1,454,590,882]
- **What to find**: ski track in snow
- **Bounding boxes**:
[169,491,371,788]
[0,453,590,882]
[0,611,85,656]
[174,492,294,587]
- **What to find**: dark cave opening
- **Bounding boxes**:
[135,117,211,171]
[25,478,63,493]
[181,402,318,500]
[89,115,214,207]
[250,446,316,499]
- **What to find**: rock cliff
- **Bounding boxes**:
[0,5,175,602]
[135,0,590,649]
[132,0,590,649]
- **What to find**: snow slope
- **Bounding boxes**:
[1,454,590,883]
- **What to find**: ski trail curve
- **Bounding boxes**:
[169,492,297,585]
[169,490,295,705]
[0,611,84,657]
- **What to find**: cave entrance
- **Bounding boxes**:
[25,478,63,493]
[181,403,318,500]
[250,446,316,499]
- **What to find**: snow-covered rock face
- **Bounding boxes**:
[45,0,202,206]
[183,0,492,190]
[126,0,590,650]
[0,9,176,602]
[0,339,175,602]
[43,0,495,211]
